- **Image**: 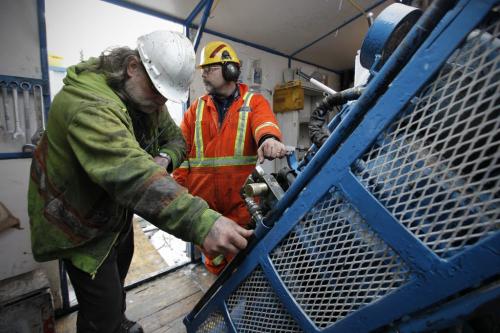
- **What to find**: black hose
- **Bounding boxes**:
[309,86,364,147]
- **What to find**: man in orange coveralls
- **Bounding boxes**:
[173,41,287,274]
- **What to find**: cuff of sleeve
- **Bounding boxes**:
[191,208,221,246]
[258,134,280,147]
[256,128,282,147]
[161,148,178,172]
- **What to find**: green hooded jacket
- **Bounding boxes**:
[28,59,220,276]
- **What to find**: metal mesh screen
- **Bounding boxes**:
[196,311,228,333]
[269,189,410,329]
[226,267,302,332]
[353,20,500,258]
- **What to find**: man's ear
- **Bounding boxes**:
[126,55,141,77]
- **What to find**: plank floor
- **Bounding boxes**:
[56,219,216,333]
[56,263,216,333]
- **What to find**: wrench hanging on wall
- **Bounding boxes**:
[1,82,11,133]
[9,83,24,141]
[31,84,45,145]
[20,82,32,144]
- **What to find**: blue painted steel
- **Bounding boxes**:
[185,0,208,28]
[0,152,32,160]
[198,27,341,74]
[339,172,439,273]
[222,302,237,333]
[395,282,500,332]
[260,257,318,332]
[37,0,50,100]
[0,75,44,86]
[38,0,53,131]
[101,0,186,25]
[193,0,214,51]
[290,0,389,57]
[359,3,422,69]
[185,0,500,332]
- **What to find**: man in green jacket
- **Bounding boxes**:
[28,30,252,333]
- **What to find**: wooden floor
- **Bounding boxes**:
[56,220,216,333]
[125,220,172,285]
[56,263,216,333]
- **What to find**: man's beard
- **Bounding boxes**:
[203,80,216,94]
[204,80,226,95]
[123,80,162,114]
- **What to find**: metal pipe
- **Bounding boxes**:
[266,0,457,225]
[296,69,337,95]
[244,183,269,197]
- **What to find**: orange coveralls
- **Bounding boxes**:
[173,83,282,274]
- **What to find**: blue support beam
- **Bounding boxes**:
[185,0,208,30]
[37,0,51,123]
[101,0,186,25]
[290,0,389,57]
[0,152,33,160]
[193,0,214,51]
[198,27,341,74]
[396,282,500,332]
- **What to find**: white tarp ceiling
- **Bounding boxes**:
[124,0,394,72]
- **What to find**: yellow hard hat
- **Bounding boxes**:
[198,41,240,68]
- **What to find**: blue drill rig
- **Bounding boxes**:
[185,0,500,331]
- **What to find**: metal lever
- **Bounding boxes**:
[296,69,337,95]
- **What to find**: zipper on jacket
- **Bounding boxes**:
[90,211,128,279]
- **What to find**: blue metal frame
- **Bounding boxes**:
[101,0,186,25]
[185,0,500,331]
[0,0,50,160]
[185,0,209,28]
[192,0,214,51]
[395,281,500,332]
[199,26,342,74]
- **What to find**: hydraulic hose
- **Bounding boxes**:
[309,86,364,148]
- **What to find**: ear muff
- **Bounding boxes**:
[222,62,240,82]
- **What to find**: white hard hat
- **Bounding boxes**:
[137,30,195,103]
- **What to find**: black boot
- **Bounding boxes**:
[121,318,144,333]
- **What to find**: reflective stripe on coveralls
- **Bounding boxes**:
[180,92,256,169]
